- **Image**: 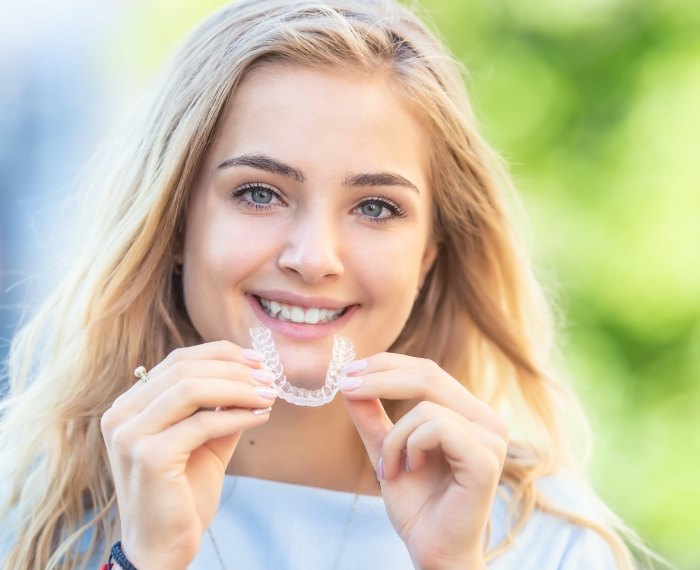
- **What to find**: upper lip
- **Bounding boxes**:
[249,290,354,310]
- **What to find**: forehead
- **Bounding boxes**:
[203,62,432,190]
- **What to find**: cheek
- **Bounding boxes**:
[181,216,275,319]
[183,224,235,288]
[185,213,278,277]
[354,237,425,307]
[347,240,424,358]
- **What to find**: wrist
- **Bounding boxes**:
[117,540,190,570]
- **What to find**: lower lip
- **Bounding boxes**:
[246,294,357,340]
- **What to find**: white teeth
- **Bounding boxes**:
[305,307,320,324]
[257,297,345,324]
[280,305,292,320]
[290,306,305,323]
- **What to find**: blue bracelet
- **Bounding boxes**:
[109,541,139,570]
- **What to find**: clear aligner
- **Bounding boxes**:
[249,326,355,407]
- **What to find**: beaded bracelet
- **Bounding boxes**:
[103,541,139,570]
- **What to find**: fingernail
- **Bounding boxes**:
[254,387,278,400]
[242,348,265,362]
[341,359,367,375]
[251,369,276,385]
[252,406,273,415]
[375,457,384,481]
[337,376,363,391]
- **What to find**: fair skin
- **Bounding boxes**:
[102,65,507,569]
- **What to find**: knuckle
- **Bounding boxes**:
[414,358,441,396]
[432,414,451,433]
[166,346,188,364]
[483,450,505,477]
[214,339,238,357]
[100,408,117,435]
[111,425,137,455]
[420,357,440,373]
[175,377,200,399]
[191,410,214,433]
[100,401,130,435]
[169,360,191,379]
[413,399,438,418]
[193,410,232,441]
[374,370,390,386]
[131,440,161,471]
[224,360,245,378]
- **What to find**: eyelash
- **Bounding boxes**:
[229,183,407,223]
[355,195,407,224]
[230,182,284,211]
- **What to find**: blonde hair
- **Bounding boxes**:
[0,1,652,568]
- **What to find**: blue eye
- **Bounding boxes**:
[250,188,274,204]
[360,202,384,218]
[354,197,406,223]
[231,183,283,210]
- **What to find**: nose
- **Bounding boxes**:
[277,208,344,283]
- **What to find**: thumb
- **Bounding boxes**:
[342,397,394,467]
[204,431,242,471]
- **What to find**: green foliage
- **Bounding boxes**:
[416,0,699,567]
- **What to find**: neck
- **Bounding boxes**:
[226,397,380,496]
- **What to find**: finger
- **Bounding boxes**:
[124,340,265,400]
[120,360,276,413]
[160,341,265,369]
[405,418,504,490]
[381,401,507,481]
[131,378,278,433]
[133,407,272,474]
[340,354,506,437]
[380,401,458,480]
[342,397,394,469]
[112,374,153,407]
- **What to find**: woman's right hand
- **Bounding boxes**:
[101,341,278,569]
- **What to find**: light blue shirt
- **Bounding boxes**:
[0,475,617,569]
[190,475,617,569]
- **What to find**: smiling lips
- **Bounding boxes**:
[255,295,349,324]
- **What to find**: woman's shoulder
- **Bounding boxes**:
[488,475,618,569]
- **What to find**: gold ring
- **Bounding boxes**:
[134,366,149,384]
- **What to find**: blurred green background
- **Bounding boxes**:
[104,0,699,568]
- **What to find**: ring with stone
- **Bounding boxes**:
[134,366,149,384]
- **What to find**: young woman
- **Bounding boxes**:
[0,0,650,568]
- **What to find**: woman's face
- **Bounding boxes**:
[182,64,437,386]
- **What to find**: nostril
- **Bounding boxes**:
[277,245,344,281]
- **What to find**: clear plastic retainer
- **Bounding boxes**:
[249,326,355,407]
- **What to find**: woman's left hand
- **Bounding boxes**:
[340,353,509,570]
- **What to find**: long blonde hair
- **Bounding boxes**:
[0,1,650,568]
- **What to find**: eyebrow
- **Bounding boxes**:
[218,153,305,183]
[217,153,419,193]
[343,172,419,194]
